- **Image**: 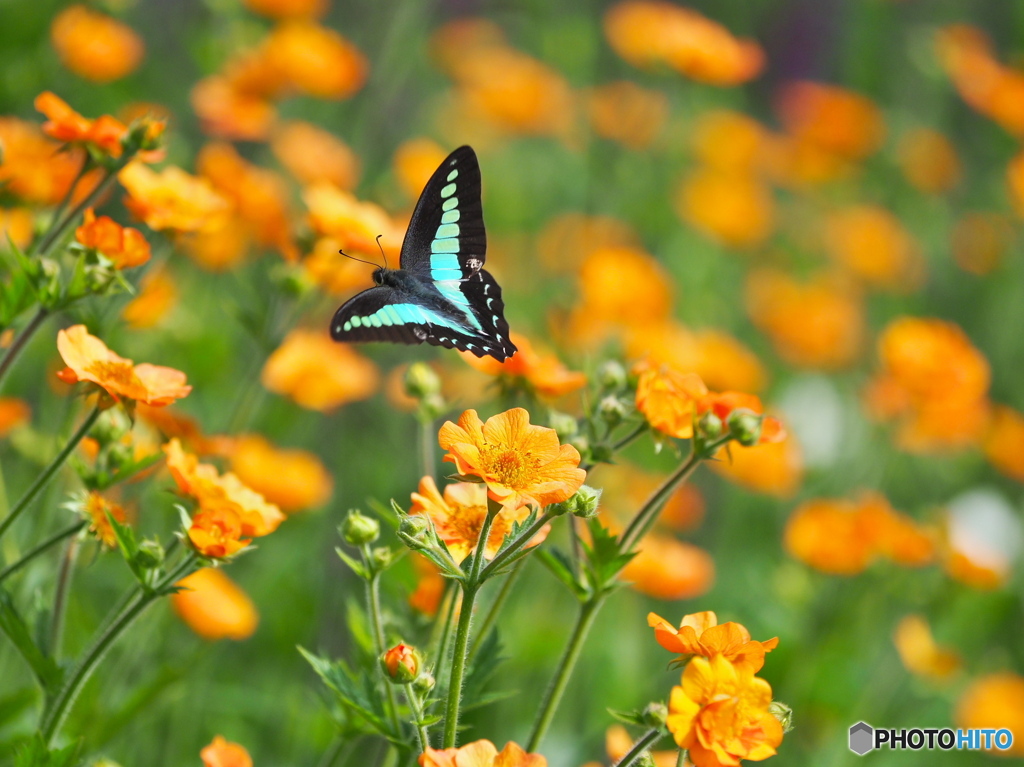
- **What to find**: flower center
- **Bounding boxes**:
[87,360,142,391]
[482,447,532,488]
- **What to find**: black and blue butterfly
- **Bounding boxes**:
[329,146,517,362]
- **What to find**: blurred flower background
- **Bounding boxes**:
[2,0,1024,765]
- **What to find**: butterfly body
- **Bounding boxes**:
[330,146,517,362]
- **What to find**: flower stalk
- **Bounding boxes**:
[0,308,50,388]
[362,545,403,739]
[0,520,86,584]
[0,407,101,544]
[613,728,665,767]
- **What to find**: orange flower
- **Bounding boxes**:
[822,206,923,291]
[784,493,935,575]
[951,212,1011,275]
[865,317,990,452]
[745,268,864,370]
[56,324,191,407]
[776,81,885,160]
[302,236,375,295]
[420,740,546,767]
[123,269,178,329]
[409,554,446,616]
[586,80,668,150]
[173,568,259,641]
[382,643,420,681]
[272,121,359,189]
[264,22,368,99]
[690,110,768,173]
[244,0,327,19]
[461,333,586,398]
[0,118,97,206]
[75,208,151,268]
[955,673,1024,756]
[35,91,129,158]
[438,408,585,510]
[50,5,144,83]
[936,25,1024,138]
[677,169,775,248]
[621,535,715,600]
[410,476,550,563]
[201,735,253,767]
[188,504,250,559]
[893,615,960,681]
[649,611,778,673]
[635,364,709,439]
[697,391,785,445]
[0,208,34,250]
[303,183,403,261]
[710,433,803,498]
[667,654,783,767]
[78,490,128,547]
[190,76,278,142]
[261,329,379,412]
[0,397,31,438]
[180,218,251,272]
[984,405,1024,481]
[393,138,449,200]
[897,127,960,194]
[604,1,764,86]
[120,163,230,233]
[227,434,333,513]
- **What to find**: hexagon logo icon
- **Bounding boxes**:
[849,721,874,755]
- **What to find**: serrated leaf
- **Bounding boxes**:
[298,647,395,738]
[107,510,143,582]
[534,548,587,599]
[581,518,636,589]
[0,591,62,693]
[14,734,80,767]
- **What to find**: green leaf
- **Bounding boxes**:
[298,647,395,739]
[13,733,81,767]
[534,548,587,599]
[0,590,63,693]
[608,707,649,726]
[336,547,368,580]
[106,511,144,583]
[583,518,636,592]
[0,686,38,729]
[461,629,507,713]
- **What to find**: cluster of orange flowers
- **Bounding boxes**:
[651,611,783,767]
[191,11,366,141]
[50,5,144,83]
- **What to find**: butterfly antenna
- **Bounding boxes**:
[337,248,380,269]
[375,234,388,270]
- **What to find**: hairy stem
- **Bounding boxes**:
[0,308,49,390]
[469,557,525,661]
[478,511,554,581]
[49,535,81,660]
[363,547,403,739]
[0,520,85,584]
[613,728,664,767]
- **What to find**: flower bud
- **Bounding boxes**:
[697,410,724,440]
[271,263,314,299]
[419,392,446,421]
[569,487,598,518]
[568,434,590,457]
[547,410,578,440]
[381,643,420,683]
[768,701,793,732]
[642,701,668,728]
[598,396,627,427]
[404,362,441,400]
[413,671,436,695]
[91,409,131,445]
[369,546,393,571]
[133,539,165,569]
[397,514,431,551]
[727,409,763,446]
[597,360,627,390]
[339,510,379,546]
[589,443,614,464]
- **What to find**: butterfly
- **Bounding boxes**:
[329,145,517,362]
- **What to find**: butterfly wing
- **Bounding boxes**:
[397,145,517,361]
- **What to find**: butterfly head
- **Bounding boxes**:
[372,268,386,286]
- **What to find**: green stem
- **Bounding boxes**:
[613,728,664,767]
[469,558,525,660]
[407,686,431,753]
[40,553,197,744]
[38,156,91,252]
[526,596,603,751]
[441,498,499,747]
[0,308,49,389]
[478,511,555,581]
[0,520,85,584]
[49,535,80,660]
[418,415,435,481]
[363,553,403,739]
[0,407,100,544]
[35,167,123,258]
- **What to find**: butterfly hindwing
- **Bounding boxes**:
[459,271,517,360]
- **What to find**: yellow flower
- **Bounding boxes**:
[261,329,379,412]
[56,325,192,408]
[410,476,550,563]
[201,735,253,767]
[120,163,230,233]
[586,80,668,150]
[122,269,178,329]
[893,615,961,681]
[667,654,783,767]
[419,740,546,767]
[264,22,368,99]
[438,408,585,510]
[172,568,259,641]
[822,205,923,291]
[272,120,360,189]
[955,673,1024,756]
[677,168,775,248]
[78,490,129,547]
[710,434,803,498]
